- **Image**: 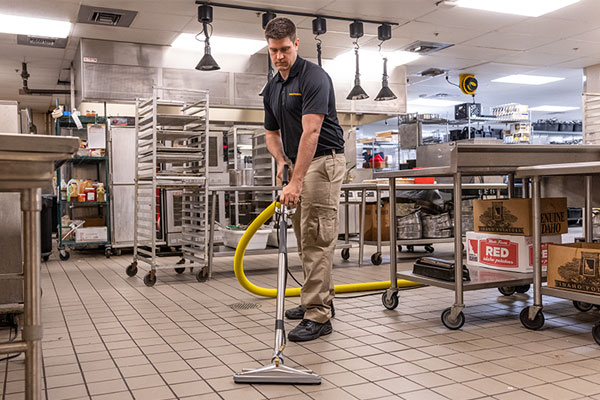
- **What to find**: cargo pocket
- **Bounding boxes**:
[306,206,337,247]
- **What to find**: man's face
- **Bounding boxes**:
[267,37,299,74]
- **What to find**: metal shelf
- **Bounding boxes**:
[64,201,107,206]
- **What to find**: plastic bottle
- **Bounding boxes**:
[96,183,105,202]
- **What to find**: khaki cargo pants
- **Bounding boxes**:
[291,152,345,323]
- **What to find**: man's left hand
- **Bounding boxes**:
[280,179,302,207]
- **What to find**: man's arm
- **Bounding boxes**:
[280,113,324,206]
[265,129,288,182]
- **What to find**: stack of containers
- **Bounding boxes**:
[466,198,568,273]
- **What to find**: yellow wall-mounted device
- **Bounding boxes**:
[459,73,478,95]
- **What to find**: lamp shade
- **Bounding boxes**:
[374,86,396,101]
[347,84,369,100]
[196,53,220,71]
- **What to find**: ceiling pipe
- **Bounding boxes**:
[19,62,71,96]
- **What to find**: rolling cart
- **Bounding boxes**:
[55,115,112,260]
[375,142,600,329]
[126,87,210,286]
[517,161,600,344]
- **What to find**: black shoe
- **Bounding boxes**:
[284,302,335,320]
[288,319,332,342]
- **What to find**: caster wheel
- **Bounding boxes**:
[498,286,516,296]
[126,262,138,277]
[573,301,594,312]
[520,307,545,330]
[175,267,186,274]
[593,323,600,346]
[196,266,209,282]
[441,307,465,330]
[176,258,185,265]
[105,247,112,258]
[42,255,50,262]
[382,292,399,310]
[341,248,350,260]
[143,272,157,287]
[59,250,70,261]
[371,252,382,265]
[515,284,530,293]
[425,245,434,253]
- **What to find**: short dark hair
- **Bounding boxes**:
[265,17,296,42]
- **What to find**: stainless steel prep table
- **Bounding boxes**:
[205,185,358,280]
[0,133,79,400]
[341,182,507,267]
[516,161,600,344]
[375,143,600,329]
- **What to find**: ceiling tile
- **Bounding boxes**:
[438,45,517,62]
[130,12,192,31]
[417,6,528,32]
[71,24,178,46]
[0,0,79,21]
[392,21,485,45]
[462,32,556,52]
[543,0,600,23]
[80,0,195,17]
[494,51,580,67]
[321,0,435,21]
[529,38,600,57]
[497,16,600,40]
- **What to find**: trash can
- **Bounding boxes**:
[41,195,53,261]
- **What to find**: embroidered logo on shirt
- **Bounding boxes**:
[288,92,302,96]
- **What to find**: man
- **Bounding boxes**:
[262,17,345,342]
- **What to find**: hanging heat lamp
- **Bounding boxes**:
[374,24,397,101]
[312,17,326,67]
[195,4,220,71]
[346,21,368,100]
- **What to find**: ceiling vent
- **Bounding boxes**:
[77,5,137,27]
[404,41,453,55]
[17,35,67,49]
[420,68,446,77]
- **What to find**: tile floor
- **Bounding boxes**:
[2,242,600,400]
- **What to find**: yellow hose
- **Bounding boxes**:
[233,201,419,297]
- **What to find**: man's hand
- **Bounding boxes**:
[280,178,301,208]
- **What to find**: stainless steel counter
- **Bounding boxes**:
[0,133,79,400]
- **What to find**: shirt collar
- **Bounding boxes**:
[274,56,304,83]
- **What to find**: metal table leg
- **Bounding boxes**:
[208,191,217,280]
[376,187,382,258]
[522,177,530,199]
[451,172,465,320]
[508,173,515,199]
[344,189,350,246]
[358,188,366,267]
[585,175,593,242]
[383,178,398,309]
[530,176,544,320]
[22,188,42,400]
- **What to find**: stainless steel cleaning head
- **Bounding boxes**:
[234,364,321,384]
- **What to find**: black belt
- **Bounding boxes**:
[290,148,344,164]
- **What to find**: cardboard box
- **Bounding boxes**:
[547,243,600,295]
[364,201,390,242]
[473,198,568,237]
[75,226,107,242]
[466,231,562,273]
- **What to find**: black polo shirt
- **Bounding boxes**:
[263,56,344,162]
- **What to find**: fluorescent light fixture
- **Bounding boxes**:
[172,33,266,55]
[327,50,420,80]
[452,0,580,17]
[492,74,565,85]
[530,105,579,112]
[0,14,71,38]
[408,98,462,107]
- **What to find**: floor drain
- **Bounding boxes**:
[230,302,261,310]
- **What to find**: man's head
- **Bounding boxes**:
[265,17,299,75]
